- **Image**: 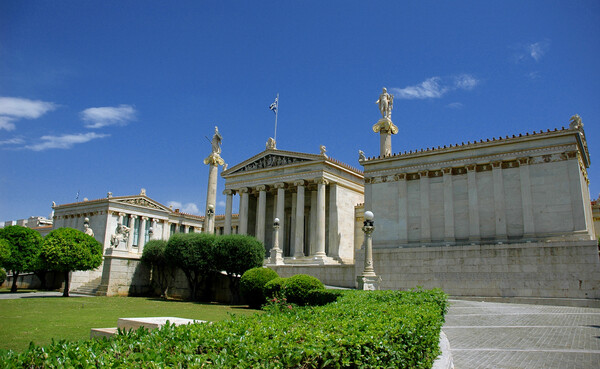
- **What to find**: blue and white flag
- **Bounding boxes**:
[269,97,278,114]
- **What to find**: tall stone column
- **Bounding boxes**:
[309,189,317,256]
[128,215,137,252]
[223,190,233,235]
[396,173,408,244]
[293,180,306,258]
[419,171,431,243]
[162,220,170,240]
[518,157,535,238]
[139,216,148,253]
[314,177,328,259]
[274,183,286,251]
[290,192,297,256]
[255,185,267,243]
[442,167,455,244]
[466,164,480,242]
[204,162,219,233]
[238,188,249,235]
[492,161,507,241]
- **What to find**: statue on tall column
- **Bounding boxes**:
[375,87,394,120]
[204,125,225,166]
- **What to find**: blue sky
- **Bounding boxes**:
[1,1,599,221]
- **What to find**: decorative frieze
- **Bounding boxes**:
[232,154,310,174]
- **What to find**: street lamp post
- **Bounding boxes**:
[357,211,381,290]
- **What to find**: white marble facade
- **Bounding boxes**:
[221,147,364,264]
[362,127,594,248]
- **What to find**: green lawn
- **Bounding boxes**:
[0,296,260,352]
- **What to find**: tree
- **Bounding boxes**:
[0,225,43,292]
[141,240,172,298]
[165,233,215,301]
[214,235,265,304]
[41,228,102,297]
[0,238,10,265]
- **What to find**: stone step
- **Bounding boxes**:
[90,327,117,339]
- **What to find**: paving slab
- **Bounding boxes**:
[444,299,600,369]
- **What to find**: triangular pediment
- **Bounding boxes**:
[112,196,172,212]
[224,149,323,175]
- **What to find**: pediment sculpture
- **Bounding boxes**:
[232,154,310,173]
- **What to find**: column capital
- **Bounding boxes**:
[293,179,306,187]
[491,160,503,169]
[394,173,407,181]
[466,164,477,172]
[223,189,234,195]
[314,177,329,185]
[118,212,126,217]
[130,214,138,219]
[141,216,149,221]
[442,167,453,175]
[273,182,286,189]
[255,185,267,192]
[418,170,429,178]
[517,157,531,165]
[238,187,249,194]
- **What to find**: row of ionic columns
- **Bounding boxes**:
[394,158,536,244]
[223,177,330,259]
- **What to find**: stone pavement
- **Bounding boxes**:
[444,299,600,369]
[0,291,90,299]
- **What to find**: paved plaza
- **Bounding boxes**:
[444,299,600,369]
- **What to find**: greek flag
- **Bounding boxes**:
[269,97,278,114]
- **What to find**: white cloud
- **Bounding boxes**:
[167,201,200,215]
[0,97,57,131]
[25,132,109,151]
[0,137,25,145]
[81,104,136,129]
[512,40,550,62]
[392,74,479,100]
[446,102,464,109]
[217,200,226,208]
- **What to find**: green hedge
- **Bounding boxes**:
[240,267,279,308]
[0,288,447,368]
[280,274,324,306]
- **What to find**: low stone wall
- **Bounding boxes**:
[269,264,356,288]
[356,240,600,299]
[1,271,63,290]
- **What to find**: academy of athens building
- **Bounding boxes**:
[16,89,598,301]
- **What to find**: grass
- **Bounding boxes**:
[0,296,260,352]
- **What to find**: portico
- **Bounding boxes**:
[221,144,364,264]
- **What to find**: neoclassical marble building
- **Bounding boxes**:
[221,144,364,265]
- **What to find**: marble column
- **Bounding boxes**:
[290,192,297,257]
[139,217,148,253]
[419,171,431,243]
[314,177,328,259]
[396,173,408,244]
[162,220,170,240]
[309,189,317,256]
[293,180,305,258]
[442,168,455,244]
[274,183,286,251]
[518,157,535,238]
[492,161,507,241]
[255,185,267,243]
[204,160,219,233]
[238,187,249,234]
[184,225,190,234]
[566,151,587,231]
[128,215,137,252]
[466,164,480,242]
[223,190,233,235]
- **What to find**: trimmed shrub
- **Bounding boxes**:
[306,289,343,306]
[240,267,279,308]
[263,277,287,299]
[0,289,448,368]
[165,233,215,300]
[0,268,6,285]
[141,240,171,298]
[281,274,324,306]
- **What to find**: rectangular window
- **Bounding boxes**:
[144,220,150,243]
[170,223,176,236]
[189,226,195,233]
[133,218,140,246]
[179,224,185,233]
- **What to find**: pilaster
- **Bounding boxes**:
[442,167,455,244]
[419,171,431,243]
[395,173,408,245]
[492,161,507,241]
[466,164,480,242]
[518,157,535,238]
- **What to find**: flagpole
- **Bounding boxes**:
[274,93,279,143]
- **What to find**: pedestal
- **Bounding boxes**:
[357,275,382,291]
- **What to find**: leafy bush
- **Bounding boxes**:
[263,277,287,299]
[240,267,279,308]
[141,240,171,298]
[281,274,324,306]
[165,233,215,301]
[0,268,6,285]
[0,225,43,292]
[0,289,448,368]
[41,228,103,297]
[306,289,343,306]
